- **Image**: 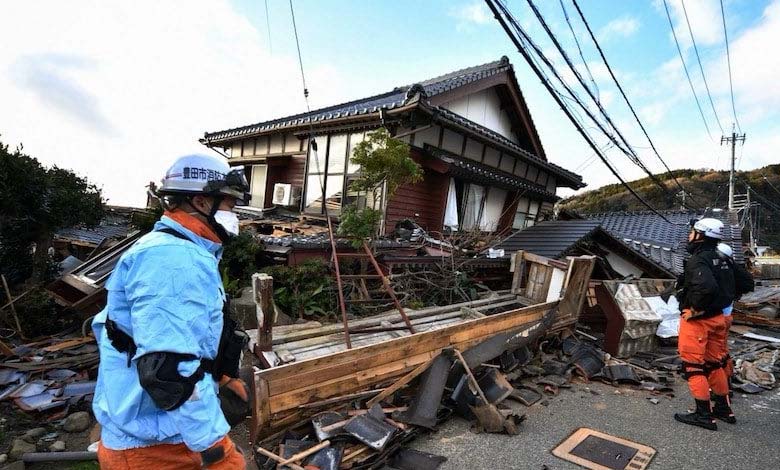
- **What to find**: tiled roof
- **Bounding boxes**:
[202,57,583,188]
[492,219,674,277]
[203,58,511,143]
[426,145,558,202]
[433,107,583,187]
[494,220,602,258]
[584,210,744,274]
[55,224,130,246]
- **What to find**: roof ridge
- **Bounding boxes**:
[415,56,509,88]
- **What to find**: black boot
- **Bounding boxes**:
[712,394,736,424]
[674,399,717,430]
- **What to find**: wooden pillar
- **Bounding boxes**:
[510,250,525,295]
[253,273,274,351]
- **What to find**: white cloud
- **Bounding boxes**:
[598,16,640,42]
[663,0,723,49]
[449,1,492,31]
[0,0,348,206]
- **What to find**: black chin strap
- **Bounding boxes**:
[189,195,230,243]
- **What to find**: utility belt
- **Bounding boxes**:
[105,309,247,380]
[105,227,248,382]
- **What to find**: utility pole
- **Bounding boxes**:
[721,126,746,210]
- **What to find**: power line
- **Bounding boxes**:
[526,0,678,204]
[571,0,702,209]
[289,0,311,112]
[485,0,675,224]
[762,172,780,198]
[558,0,599,101]
[680,0,724,134]
[719,0,741,132]
[662,0,715,141]
[265,0,273,55]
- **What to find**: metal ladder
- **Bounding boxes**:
[325,215,415,349]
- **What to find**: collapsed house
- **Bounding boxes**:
[201,57,585,258]
[492,210,746,357]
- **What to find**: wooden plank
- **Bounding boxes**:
[269,350,437,413]
[253,273,274,351]
[556,256,596,328]
[511,250,525,294]
[270,295,516,345]
[250,373,271,445]
[270,336,447,396]
[366,356,436,408]
[259,300,552,385]
[281,310,465,354]
[41,336,95,353]
[522,251,554,267]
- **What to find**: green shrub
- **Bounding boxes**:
[262,259,335,321]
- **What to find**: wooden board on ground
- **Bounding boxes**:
[552,427,656,470]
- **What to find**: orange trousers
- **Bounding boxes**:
[678,312,729,400]
[724,315,734,379]
[97,436,245,469]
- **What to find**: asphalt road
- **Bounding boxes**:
[410,380,780,470]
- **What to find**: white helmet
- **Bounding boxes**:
[692,218,724,240]
[717,243,733,258]
[159,154,249,203]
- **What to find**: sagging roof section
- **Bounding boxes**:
[492,219,674,278]
[584,210,744,274]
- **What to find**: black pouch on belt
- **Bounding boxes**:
[212,303,250,379]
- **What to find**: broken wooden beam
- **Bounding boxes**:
[253,273,274,351]
[366,357,435,408]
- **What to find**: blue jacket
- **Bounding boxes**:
[92,216,230,452]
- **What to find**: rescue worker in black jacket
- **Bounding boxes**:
[674,218,736,430]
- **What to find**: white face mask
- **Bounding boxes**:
[213,210,239,237]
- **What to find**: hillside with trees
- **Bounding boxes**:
[559,164,780,250]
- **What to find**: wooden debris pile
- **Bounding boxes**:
[245,253,598,470]
[0,333,98,416]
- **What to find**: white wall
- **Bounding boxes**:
[442,87,519,144]
[597,243,644,278]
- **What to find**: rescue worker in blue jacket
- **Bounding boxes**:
[92,155,250,469]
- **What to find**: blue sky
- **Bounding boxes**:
[1,0,777,206]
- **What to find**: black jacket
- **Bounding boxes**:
[677,241,735,318]
[727,257,755,300]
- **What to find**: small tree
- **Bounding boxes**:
[0,140,104,285]
[338,128,422,244]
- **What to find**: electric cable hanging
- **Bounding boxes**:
[558,0,599,101]
[761,172,780,198]
[680,0,724,134]
[526,0,676,205]
[571,0,702,209]
[662,0,715,142]
[485,0,675,224]
[265,0,273,55]
[719,0,741,132]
